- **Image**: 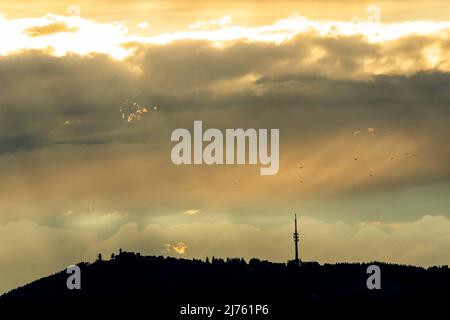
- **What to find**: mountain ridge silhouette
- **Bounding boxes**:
[1,251,449,317]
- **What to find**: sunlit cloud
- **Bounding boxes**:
[1,13,450,62]
[166,242,188,254]
[25,21,78,37]
[120,100,150,123]
[137,22,149,30]
[0,14,130,59]
[145,15,450,44]
[184,209,200,216]
[188,16,232,29]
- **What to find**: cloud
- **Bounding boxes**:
[120,100,150,123]
[0,220,97,295]
[184,209,200,216]
[0,14,130,59]
[173,242,187,254]
[25,22,78,37]
[137,22,149,30]
[0,46,450,224]
[188,16,232,29]
[1,13,450,70]
[58,211,128,236]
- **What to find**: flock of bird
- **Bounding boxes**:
[296,152,417,185]
[229,151,418,187]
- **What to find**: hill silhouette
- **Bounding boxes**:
[1,250,449,317]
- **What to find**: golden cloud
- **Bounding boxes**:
[25,22,78,37]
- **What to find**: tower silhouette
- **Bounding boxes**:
[293,214,302,266]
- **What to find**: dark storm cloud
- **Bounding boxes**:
[0,134,45,154]
[1,32,450,151]
[0,32,449,225]
[0,51,144,145]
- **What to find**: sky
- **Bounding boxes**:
[1,0,450,294]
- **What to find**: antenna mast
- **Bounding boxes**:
[293,214,301,266]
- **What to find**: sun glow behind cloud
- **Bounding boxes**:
[1,13,450,60]
[0,14,130,59]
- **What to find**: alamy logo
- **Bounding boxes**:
[66,265,81,290]
[366,264,381,290]
[171,121,279,175]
